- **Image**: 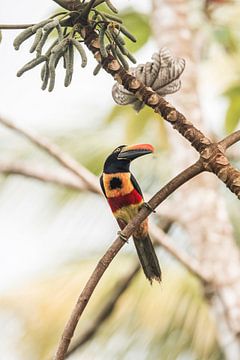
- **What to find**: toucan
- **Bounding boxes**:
[100,144,161,283]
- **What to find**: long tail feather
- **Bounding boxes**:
[133,233,161,284]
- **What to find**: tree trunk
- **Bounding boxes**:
[152,0,240,358]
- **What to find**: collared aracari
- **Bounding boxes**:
[100,144,161,283]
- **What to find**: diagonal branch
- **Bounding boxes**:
[54,159,205,360]
[64,220,172,357]
[219,130,240,151]
[0,116,101,194]
[65,215,208,358]
[0,161,85,190]
[66,263,141,358]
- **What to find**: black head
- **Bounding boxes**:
[103,144,154,174]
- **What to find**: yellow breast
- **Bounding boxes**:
[103,172,134,198]
[114,203,142,223]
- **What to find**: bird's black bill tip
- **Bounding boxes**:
[117,144,154,160]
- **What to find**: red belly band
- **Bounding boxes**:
[107,189,143,212]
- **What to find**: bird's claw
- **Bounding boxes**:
[117,231,128,243]
[142,202,156,213]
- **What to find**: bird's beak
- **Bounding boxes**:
[117,143,154,160]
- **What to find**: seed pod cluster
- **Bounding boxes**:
[13,0,137,88]
[92,10,137,70]
[14,16,88,92]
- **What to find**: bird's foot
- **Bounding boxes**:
[117,231,128,243]
[142,202,156,213]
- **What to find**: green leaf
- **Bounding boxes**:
[125,110,149,143]
[120,9,151,53]
[225,95,240,133]
[105,104,130,124]
[105,105,168,148]
[223,85,240,98]
[213,25,238,53]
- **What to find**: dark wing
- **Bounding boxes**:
[100,174,107,197]
[130,173,143,198]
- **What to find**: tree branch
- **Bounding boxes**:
[1,147,201,356]
[64,220,172,357]
[0,116,101,194]
[65,215,209,358]
[219,130,240,151]
[0,161,85,190]
[66,263,141,357]
[54,159,205,360]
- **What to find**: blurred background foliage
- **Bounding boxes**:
[0,0,240,359]
[206,1,240,133]
[0,259,222,360]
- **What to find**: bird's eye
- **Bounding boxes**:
[114,147,121,153]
